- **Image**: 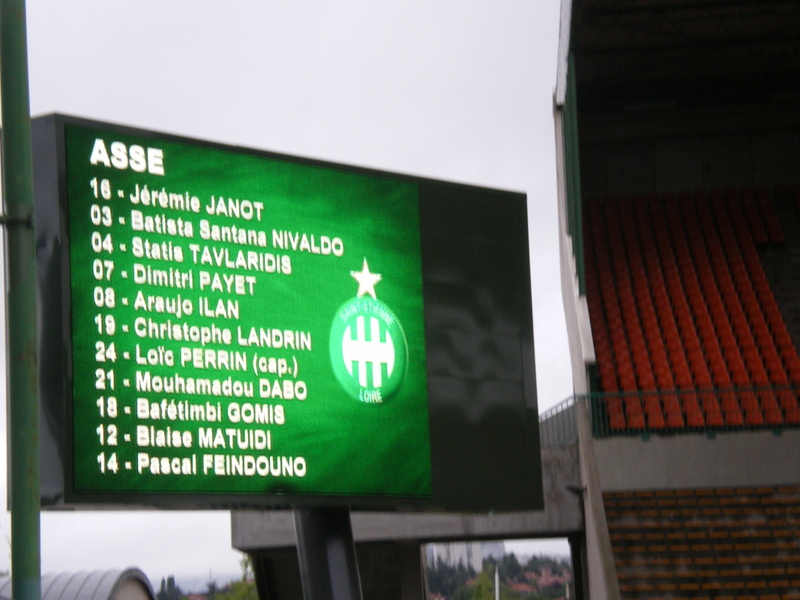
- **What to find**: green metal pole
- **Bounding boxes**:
[1,0,42,598]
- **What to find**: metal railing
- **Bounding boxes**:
[539,385,800,445]
[539,396,580,446]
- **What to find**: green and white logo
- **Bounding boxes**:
[329,259,408,404]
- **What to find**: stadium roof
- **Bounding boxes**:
[558,0,800,114]
[0,569,155,600]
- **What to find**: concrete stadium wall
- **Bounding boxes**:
[235,445,583,600]
[232,444,583,551]
[593,428,800,492]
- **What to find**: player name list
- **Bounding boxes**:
[73,138,346,489]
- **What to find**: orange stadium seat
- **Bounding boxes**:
[585,189,800,433]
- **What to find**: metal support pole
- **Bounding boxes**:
[293,508,363,600]
[1,0,42,598]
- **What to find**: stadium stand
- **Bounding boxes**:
[606,486,800,600]
[554,0,800,598]
[587,190,800,433]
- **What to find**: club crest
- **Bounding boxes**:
[329,259,408,404]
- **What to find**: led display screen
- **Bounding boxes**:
[33,115,542,511]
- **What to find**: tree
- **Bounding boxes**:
[215,554,258,600]
[471,572,495,600]
[216,579,257,600]
[156,576,183,600]
[449,569,523,600]
[499,553,523,583]
[427,556,473,599]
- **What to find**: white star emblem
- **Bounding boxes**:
[351,258,382,299]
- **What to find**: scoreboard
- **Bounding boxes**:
[33,115,543,511]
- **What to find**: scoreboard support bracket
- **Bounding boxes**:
[293,507,363,600]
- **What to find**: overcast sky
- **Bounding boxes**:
[1,0,569,588]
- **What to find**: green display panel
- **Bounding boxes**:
[62,123,432,500]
